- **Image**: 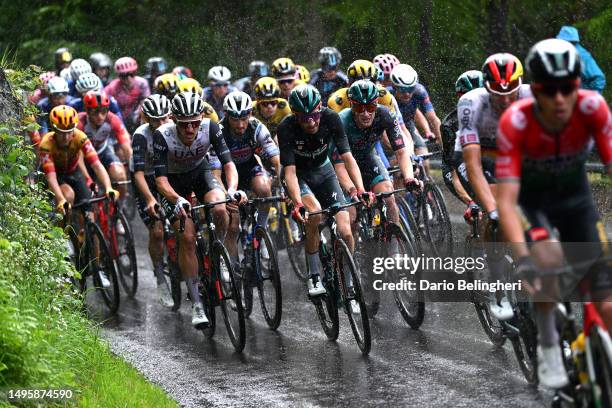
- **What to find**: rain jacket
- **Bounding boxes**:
[557,26,606,93]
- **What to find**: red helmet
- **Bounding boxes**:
[114,56,138,75]
[84,90,110,109]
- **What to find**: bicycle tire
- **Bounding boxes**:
[87,222,120,315]
[464,238,506,346]
[335,238,371,355]
[195,238,216,338]
[509,303,538,384]
[396,195,424,254]
[255,225,282,330]
[214,240,246,352]
[283,216,308,281]
[115,210,138,298]
[589,326,612,407]
[422,183,453,257]
[166,257,182,311]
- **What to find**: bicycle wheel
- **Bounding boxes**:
[396,195,423,254]
[283,215,308,281]
[115,210,138,298]
[387,223,425,329]
[214,241,246,352]
[509,302,538,384]
[465,238,506,346]
[255,226,282,330]
[87,222,120,315]
[421,183,453,257]
[165,257,182,311]
[335,238,371,355]
[589,325,612,407]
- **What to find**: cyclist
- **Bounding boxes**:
[234,60,269,97]
[132,94,175,308]
[204,66,235,120]
[37,76,73,135]
[153,91,245,327]
[89,52,113,86]
[497,39,612,388]
[251,76,292,137]
[177,78,220,123]
[278,84,365,299]
[77,90,132,199]
[310,46,348,105]
[456,53,531,320]
[30,71,56,106]
[373,53,400,90]
[104,56,151,132]
[172,66,192,80]
[439,70,481,213]
[69,73,123,122]
[68,59,93,97]
[154,73,180,99]
[271,57,297,100]
[219,91,281,271]
[54,47,72,75]
[144,57,168,90]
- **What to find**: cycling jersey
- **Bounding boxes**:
[203,86,238,120]
[77,111,130,153]
[104,76,150,121]
[278,107,351,172]
[440,109,458,165]
[153,119,231,176]
[38,129,99,174]
[69,95,124,122]
[309,69,349,105]
[132,123,156,176]
[496,90,611,196]
[252,98,291,135]
[393,83,434,122]
[327,85,405,126]
[36,96,75,135]
[219,116,279,166]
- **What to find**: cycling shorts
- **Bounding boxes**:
[97,146,123,168]
[57,170,91,210]
[237,160,270,192]
[297,160,347,211]
[452,151,496,196]
[359,153,390,190]
[407,120,426,149]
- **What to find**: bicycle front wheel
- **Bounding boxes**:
[214,241,246,352]
[88,222,120,315]
[422,183,453,257]
[255,226,282,330]
[509,302,538,384]
[283,215,308,281]
[335,238,371,355]
[115,210,138,298]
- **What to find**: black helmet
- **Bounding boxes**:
[318,46,341,70]
[89,52,112,70]
[526,38,582,83]
[146,57,168,76]
[54,47,72,68]
[248,61,269,79]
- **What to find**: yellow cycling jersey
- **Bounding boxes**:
[252,98,291,135]
[327,84,396,114]
[202,101,219,123]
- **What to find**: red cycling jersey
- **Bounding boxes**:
[77,111,130,152]
[496,90,611,193]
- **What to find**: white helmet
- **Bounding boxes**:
[390,64,418,88]
[207,66,231,83]
[142,94,171,119]
[59,68,72,82]
[223,91,252,118]
[69,58,92,81]
[75,73,102,94]
[171,91,205,118]
[48,76,69,94]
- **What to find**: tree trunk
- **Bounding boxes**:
[486,0,509,53]
[418,0,433,81]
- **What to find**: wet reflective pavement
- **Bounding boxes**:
[102,205,556,407]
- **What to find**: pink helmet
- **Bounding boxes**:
[39,71,56,88]
[373,53,400,77]
[114,56,138,75]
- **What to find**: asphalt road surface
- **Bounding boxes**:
[98,190,567,408]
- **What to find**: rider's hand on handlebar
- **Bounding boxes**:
[105,188,120,201]
[463,201,481,224]
[56,198,69,215]
[145,198,159,217]
[174,196,191,219]
[291,202,306,223]
[404,177,423,192]
[515,255,540,295]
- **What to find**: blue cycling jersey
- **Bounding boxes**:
[393,83,434,122]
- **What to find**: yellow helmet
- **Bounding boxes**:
[50,105,79,132]
[271,57,296,78]
[293,78,307,87]
[295,65,310,83]
[254,76,280,100]
[154,73,179,97]
[347,59,377,83]
[178,77,203,95]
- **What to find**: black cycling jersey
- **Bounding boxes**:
[440,108,458,165]
[309,69,349,105]
[278,107,351,172]
[132,123,155,175]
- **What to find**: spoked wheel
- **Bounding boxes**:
[165,258,182,311]
[509,302,538,384]
[254,226,282,330]
[396,195,424,254]
[313,280,340,342]
[199,275,217,339]
[421,184,453,257]
[387,223,425,329]
[115,210,138,298]
[214,241,246,352]
[465,239,506,346]
[283,216,308,281]
[335,238,371,355]
[65,227,85,292]
[87,222,120,315]
[123,184,138,221]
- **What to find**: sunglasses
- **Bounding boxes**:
[351,102,377,113]
[176,119,201,129]
[51,92,68,98]
[296,110,321,123]
[212,82,228,88]
[533,79,579,97]
[119,73,135,79]
[278,79,294,85]
[87,107,109,115]
[395,85,415,94]
[226,109,252,119]
[260,100,278,108]
[486,78,521,95]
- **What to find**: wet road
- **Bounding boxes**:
[101,195,558,407]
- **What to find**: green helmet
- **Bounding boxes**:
[455,70,484,95]
[348,80,379,104]
[288,84,322,114]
